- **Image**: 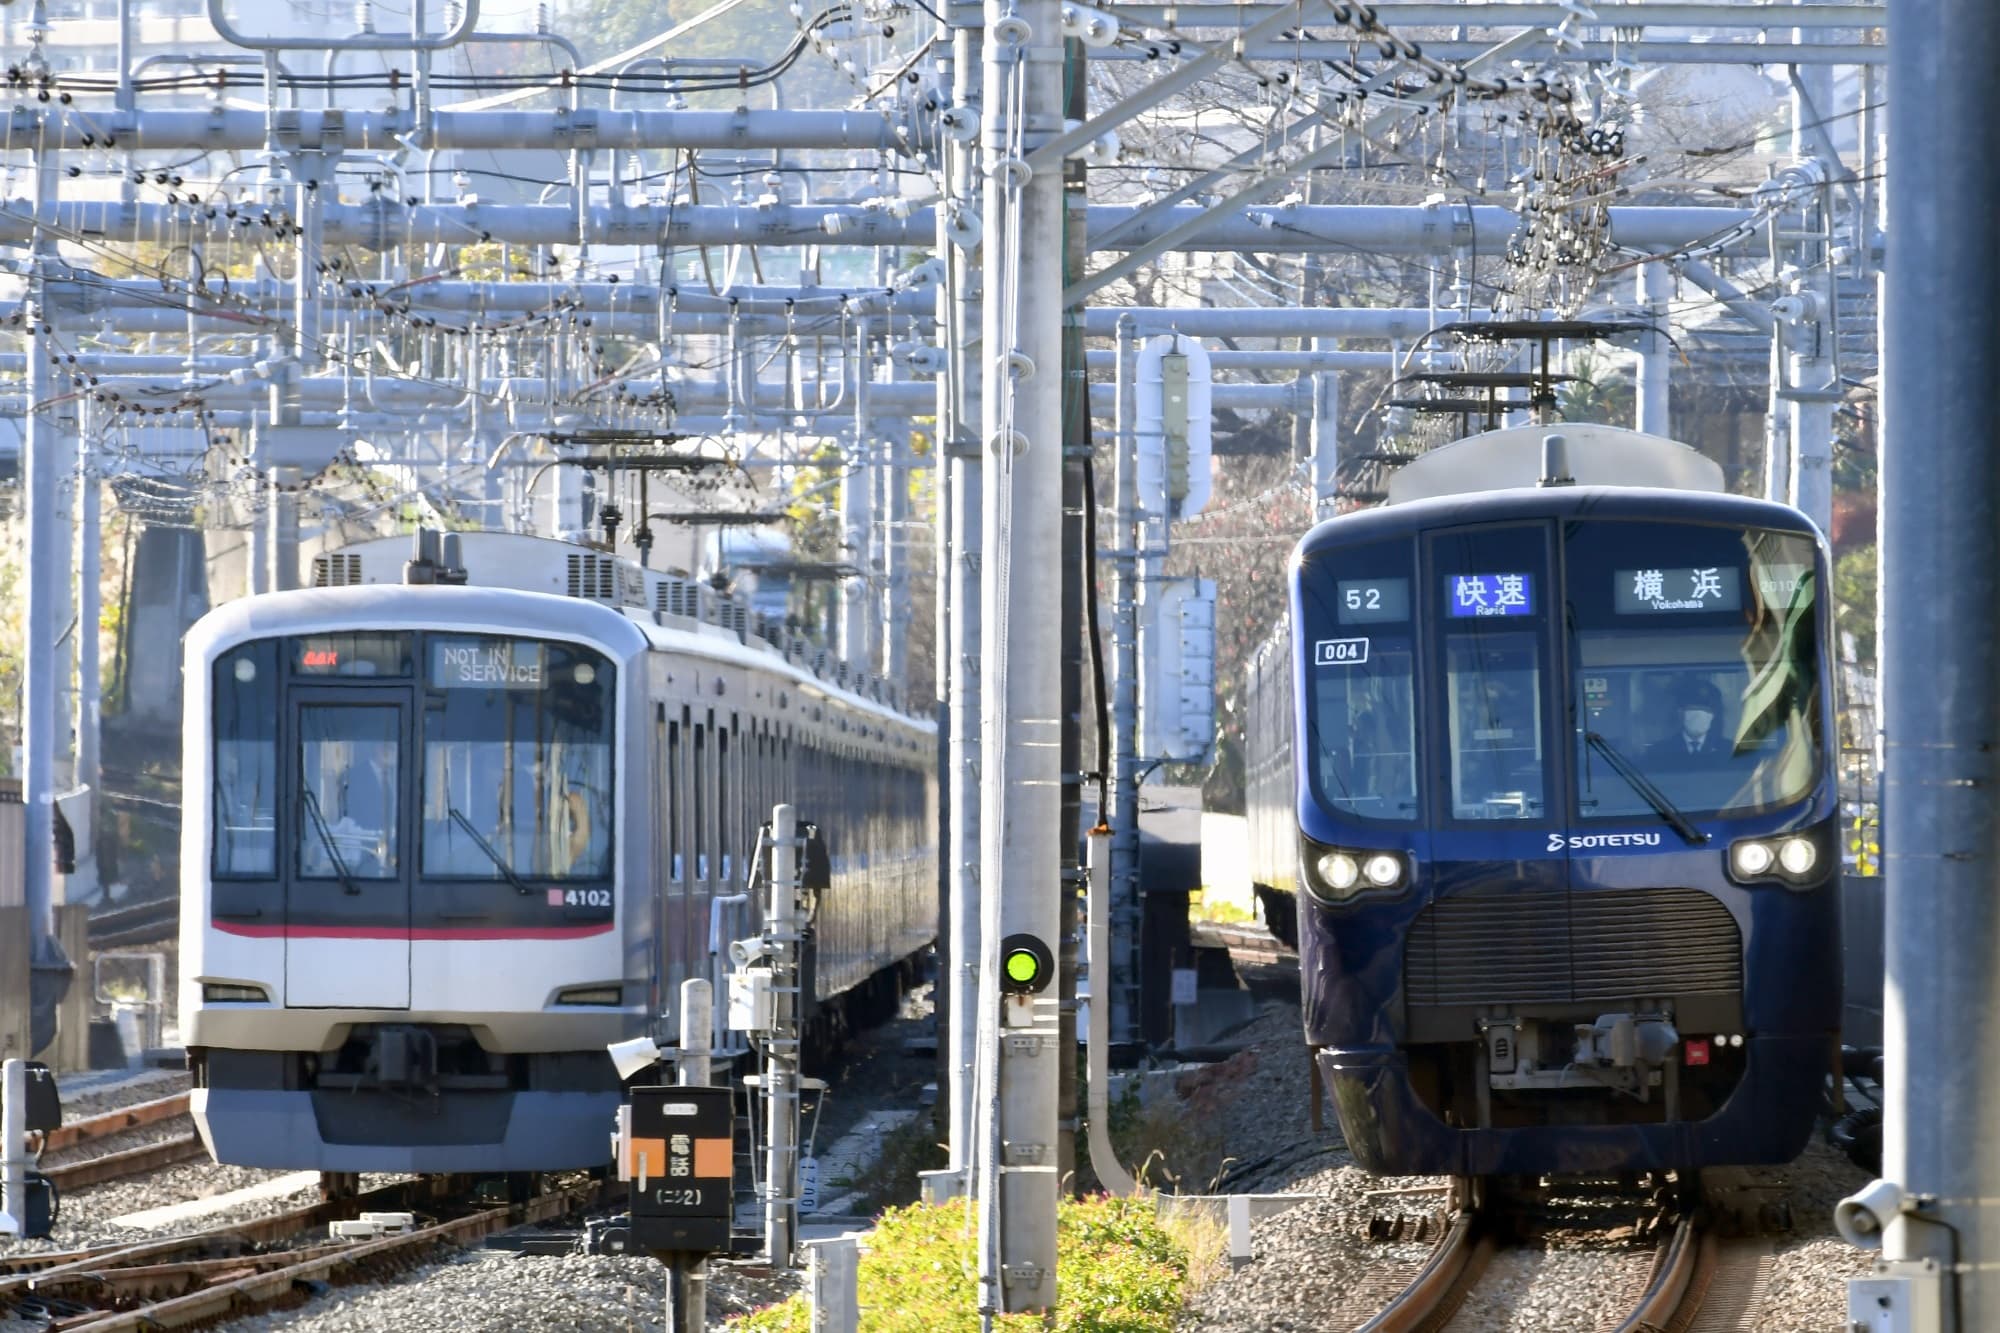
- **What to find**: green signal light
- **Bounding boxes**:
[999,933,1054,995]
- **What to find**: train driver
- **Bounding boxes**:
[1647,677,1730,766]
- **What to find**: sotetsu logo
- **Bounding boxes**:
[1545,832,1665,852]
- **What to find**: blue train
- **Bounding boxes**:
[1244,425,1840,1177]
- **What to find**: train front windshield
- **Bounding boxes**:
[1566,522,1821,821]
[210,631,616,883]
[1300,518,1823,826]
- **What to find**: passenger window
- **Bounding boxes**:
[718,728,732,883]
[694,724,708,881]
[213,641,280,876]
[667,720,682,883]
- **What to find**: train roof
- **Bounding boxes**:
[1295,483,1823,565]
[186,555,932,735]
[1385,424,1726,503]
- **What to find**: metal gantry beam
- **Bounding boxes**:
[1096,2,1884,27]
[1065,25,1549,306]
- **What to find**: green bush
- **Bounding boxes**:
[728,1194,1191,1332]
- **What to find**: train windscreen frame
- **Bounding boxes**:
[1565,520,1823,822]
[210,631,618,883]
[1297,537,1421,825]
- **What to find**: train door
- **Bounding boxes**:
[285,688,414,1008]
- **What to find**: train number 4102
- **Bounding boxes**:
[546,888,612,908]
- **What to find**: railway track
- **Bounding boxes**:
[1192,919,1293,967]
[1358,1185,1772,1332]
[34,1093,210,1193]
[0,1174,608,1328]
[87,898,180,949]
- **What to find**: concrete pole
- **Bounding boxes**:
[933,34,960,1176]
[942,14,986,1174]
[940,10,986,1173]
[1307,369,1340,521]
[1875,0,2000,1325]
[21,144,73,1053]
[841,324,877,673]
[69,421,102,905]
[882,427,909,685]
[247,482,271,598]
[977,0,1066,1306]
[269,469,301,591]
[1764,328,1793,505]
[1107,316,1141,1046]
[1635,261,1672,437]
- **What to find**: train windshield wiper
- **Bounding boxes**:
[448,807,533,895]
[300,787,362,894]
[1583,732,1708,846]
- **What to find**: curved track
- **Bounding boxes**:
[1356,1196,1769,1332]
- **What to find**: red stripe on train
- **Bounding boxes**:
[212,921,614,941]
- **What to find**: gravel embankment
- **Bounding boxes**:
[212,1250,803,1333]
[55,1067,190,1120]
[1750,1136,1874,1332]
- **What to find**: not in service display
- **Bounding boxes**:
[430,637,547,689]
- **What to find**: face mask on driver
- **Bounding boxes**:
[1680,707,1714,739]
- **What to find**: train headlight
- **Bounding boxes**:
[1730,840,1775,878]
[1318,852,1360,894]
[1728,828,1829,887]
[1362,853,1403,888]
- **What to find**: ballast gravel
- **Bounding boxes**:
[209,1248,803,1332]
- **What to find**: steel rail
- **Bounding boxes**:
[62,1179,606,1331]
[43,1133,209,1192]
[1613,1215,1715,1333]
[35,1094,191,1154]
[1358,1209,1492,1332]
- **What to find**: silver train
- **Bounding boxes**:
[181,532,936,1173]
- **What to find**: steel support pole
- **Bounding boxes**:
[1107,317,1140,1046]
[1308,370,1340,521]
[943,14,986,1175]
[70,423,102,905]
[20,146,73,1054]
[765,804,801,1271]
[946,8,990,1180]
[1635,262,1672,437]
[841,326,877,673]
[1764,327,1793,506]
[1875,1,2000,1326]
[883,427,909,686]
[247,489,271,598]
[977,0,1065,1307]
[269,469,301,592]
[673,978,712,1333]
